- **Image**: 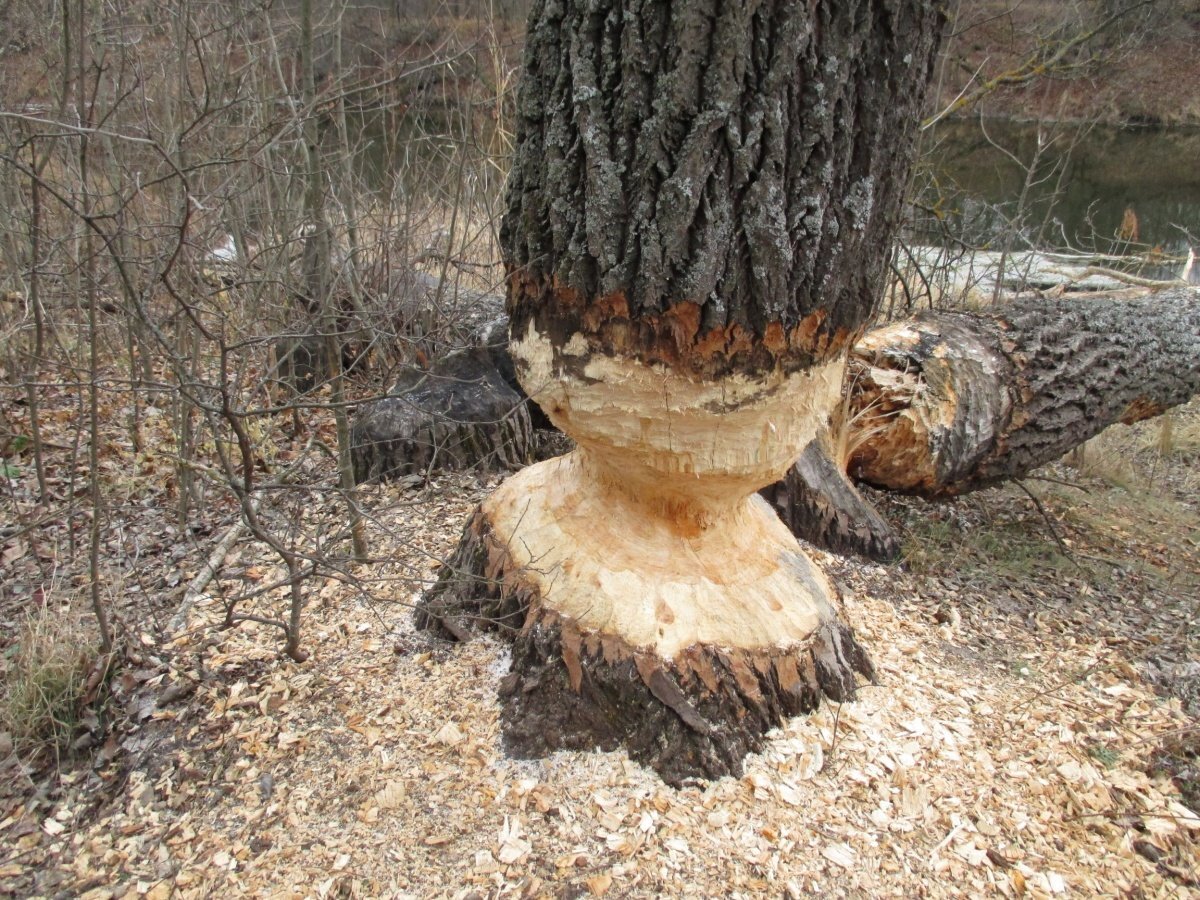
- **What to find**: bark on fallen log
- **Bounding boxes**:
[761,440,902,563]
[795,287,1200,561]
[350,348,534,483]
[846,288,1200,497]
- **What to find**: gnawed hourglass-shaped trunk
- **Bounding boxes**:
[419,0,945,784]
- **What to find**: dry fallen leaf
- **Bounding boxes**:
[1010,869,1026,895]
[42,819,66,836]
[1,539,27,566]
[585,873,613,896]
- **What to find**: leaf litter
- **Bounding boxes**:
[0,391,1198,898]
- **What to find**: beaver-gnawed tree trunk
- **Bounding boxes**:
[418,0,945,785]
[775,288,1200,561]
[847,289,1200,497]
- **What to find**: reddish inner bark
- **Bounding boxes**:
[508,273,859,379]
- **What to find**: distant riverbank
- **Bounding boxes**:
[934,5,1200,129]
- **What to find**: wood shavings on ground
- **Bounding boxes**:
[2,401,1199,898]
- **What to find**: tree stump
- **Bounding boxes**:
[350,348,533,483]
[762,440,902,563]
[420,507,872,785]
[420,348,877,783]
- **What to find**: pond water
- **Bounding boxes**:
[917,120,1200,280]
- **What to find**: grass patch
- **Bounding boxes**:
[1070,403,1200,498]
[901,505,1077,582]
[1,603,106,762]
[1088,744,1122,769]
[1066,431,1139,492]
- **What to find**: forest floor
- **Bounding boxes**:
[0,384,1199,898]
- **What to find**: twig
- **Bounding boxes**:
[920,0,1156,128]
[1007,659,1107,716]
[1014,480,1083,571]
[1025,473,1090,493]
[1046,265,1186,290]
[168,500,258,635]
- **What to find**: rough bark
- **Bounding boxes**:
[786,287,1200,560]
[846,288,1200,497]
[419,0,945,784]
[502,0,944,378]
[350,348,533,483]
[762,440,902,563]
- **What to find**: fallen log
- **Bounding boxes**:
[846,288,1200,498]
[364,283,1200,560]
[795,287,1200,561]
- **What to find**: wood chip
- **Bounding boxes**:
[585,874,612,896]
[822,843,855,869]
[6,403,1200,898]
[374,781,405,810]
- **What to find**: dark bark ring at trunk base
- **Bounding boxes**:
[417,508,875,786]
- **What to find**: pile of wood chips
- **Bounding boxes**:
[2,404,1199,899]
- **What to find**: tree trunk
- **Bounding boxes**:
[783,288,1200,561]
[846,289,1200,497]
[419,0,945,784]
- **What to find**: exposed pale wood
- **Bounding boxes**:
[419,0,946,783]
[418,507,873,786]
[384,288,1200,564]
[418,322,875,781]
